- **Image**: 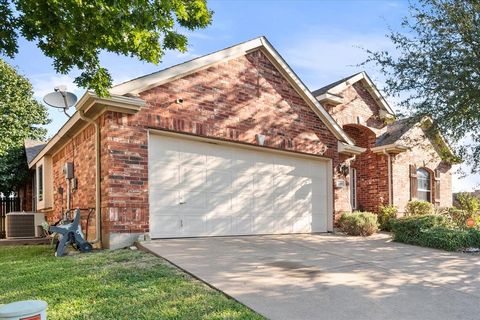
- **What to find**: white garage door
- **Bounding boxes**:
[148,133,330,238]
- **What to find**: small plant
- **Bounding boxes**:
[339,211,379,236]
[405,200,434,216]
[377,205,398,231]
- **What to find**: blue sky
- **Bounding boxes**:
[4,0,479,192]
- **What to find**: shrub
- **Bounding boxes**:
[400,227,480,251]
[455,192,479,216]
[390,214,451,242]
[405,200,434,216]
[391,214,480,251]
[339,211,379,236]
[377,205,398,231]
[440,207,471,228]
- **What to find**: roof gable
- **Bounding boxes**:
[24,139,46,164]
[376,117,459,163]
[312,72,395,116]
[111,36,353,145]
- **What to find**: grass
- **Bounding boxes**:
[0,246,265,320]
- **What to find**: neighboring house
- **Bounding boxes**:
[21,37,458,249]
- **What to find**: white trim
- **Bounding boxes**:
[350,167,357,210]
[28,92,145,168]
[148,128,332,162]
[338,141,366,155]
[371,143,409,154]
[111,36,354,145]
[316,93,343,105]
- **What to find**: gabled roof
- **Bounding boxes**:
[111,36,354,145]
[376,118,416,147]
[375,116,459,162]
[312,72,362,97]
[312,71,395,116]
[24,139,47,164]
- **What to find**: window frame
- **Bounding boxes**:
[416,168,432,203]
[37,164,43,202]
[350,167,357,209]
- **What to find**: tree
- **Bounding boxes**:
[364,0,480,171]
[0,0,213,96]
[0,58,49,195]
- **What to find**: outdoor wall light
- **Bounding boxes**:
[256,134,266,146]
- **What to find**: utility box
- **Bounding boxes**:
[63,162,74,179]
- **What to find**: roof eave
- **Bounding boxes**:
[28,92,145,168]
[371,143,409,154]
[338,141,366,155]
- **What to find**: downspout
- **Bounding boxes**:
[383,150,392,205]
[78,111,101,244]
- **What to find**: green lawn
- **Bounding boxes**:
[0,246,264,320]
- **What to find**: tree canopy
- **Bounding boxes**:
[0,58,49,195]
[0,0,213,96]
[365,0,480,172]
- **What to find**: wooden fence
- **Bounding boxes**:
[0,197,20,239]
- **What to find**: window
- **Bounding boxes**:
[37,165,43,201]
[350,168,357,209]
[417,168,431,202]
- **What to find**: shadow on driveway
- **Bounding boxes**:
[142,233,480,320]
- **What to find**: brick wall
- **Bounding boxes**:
[343,124,389,212]
[50,117,110,241]
[103,49,341,238]
[324,82,386,135]
[392,125,452,213]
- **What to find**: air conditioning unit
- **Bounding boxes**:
[6,212,46,238]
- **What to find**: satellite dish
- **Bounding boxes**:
[43,86,77,118]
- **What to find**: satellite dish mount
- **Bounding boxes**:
[43,86,78,118]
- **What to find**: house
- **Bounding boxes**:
[21,37,458,249]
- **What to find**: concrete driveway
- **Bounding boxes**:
[141,233,480,320]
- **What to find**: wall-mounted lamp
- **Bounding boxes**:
[337,163,350,177]
[256,134,266,146]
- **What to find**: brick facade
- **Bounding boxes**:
[322,80,452,214]
[391,125,452,212]
[26,49,340,248]
[25,45,454,248]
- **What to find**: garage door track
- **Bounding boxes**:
[142,234,480,320]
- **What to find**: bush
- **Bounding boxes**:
[390,214,451,242]
[377,205,398,231]
[440,207,471,228]
[405,200,434,216]
[339,211,379,236]
[400,227,480,251]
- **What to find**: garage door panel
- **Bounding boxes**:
[232,193,254,212]
[149,164,179,188]
[150,215,179,237]
[233,215,254,234]
[149,134,330,238]
[180,191,208,210]
[206,216,232,235]
[232,173,254,193]
[293,215,312,233]
[180,166,206,189]
[209,193,232,212]
[206,169,232,193]
[150,188,180,210]
[179,215,205,236]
